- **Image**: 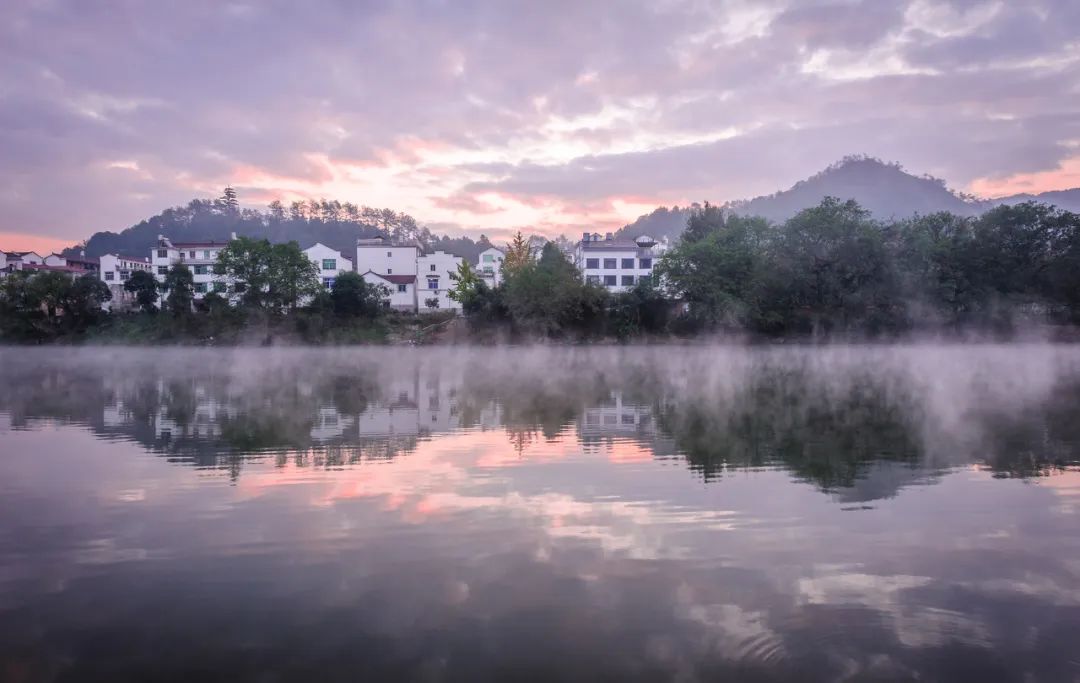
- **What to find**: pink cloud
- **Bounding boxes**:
[968,155,1080,198]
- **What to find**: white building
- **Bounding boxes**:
[152,234,236,299]
[476,246,505,286]
[3,251,44,272]
[99,254,153,311]
[417,251,462,311]
[356,236,463,312]
[303,242,352,290]
[574,233,666,293]
[362,272,416,311]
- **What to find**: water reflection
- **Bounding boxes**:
[2,346,1080,681]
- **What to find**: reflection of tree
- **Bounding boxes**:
[657,366,924,493]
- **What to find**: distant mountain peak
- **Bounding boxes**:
[617,156,1080,242]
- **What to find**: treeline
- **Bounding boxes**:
[452,198,1080,339]
[75,188,498,265]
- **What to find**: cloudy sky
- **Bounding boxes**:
[2,0,1079,252]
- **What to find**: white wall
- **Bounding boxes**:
[416,251,462,312]
[477,247,505,285]
[362,272,416,310]
[575,242,663,293]
[44,254,67,266]
[152,239,232,300]
[356,245,418,277]
[304,243,352,289]
[99,254,152,310]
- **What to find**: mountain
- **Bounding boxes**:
[617,156,1080,242]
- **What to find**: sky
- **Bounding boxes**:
[2,0,1079,252]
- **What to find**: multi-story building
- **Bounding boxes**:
[574,233,665,293]
[356,236,463,312]
[152,233,236,299]
[99,254,154,310]
[476,246,505,286]
[303,243,352,290]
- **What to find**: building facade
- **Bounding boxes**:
[303,243,353,290]
[574,233,665,293]
[476,246,505,286]
[152,233,236,299]
[99,254,154,311]
[356,236,463,312]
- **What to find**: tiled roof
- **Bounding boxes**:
[23,263,87,274]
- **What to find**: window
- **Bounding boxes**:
[157,249,168,258]
[189,250,196,258]
[195,282,207,293]
[639,258,652,269]
[119,271,130,281]
[194,265,207,275]
[603,258,617,269]
[203,250,211,259]
[157,266,168,275]
[387,268,392,274]
[104,271,115,281]
[430,264,436,271]
[586,275,600,284]
[323,277,335,289]
[621,258,634,269]
[427,277,439,290]
[585,258,599,269]
[397,283,408,293]
[621,275,635,286]
[322,258,336,271]
[483,267,493,274]
[483,254,494,262]
[213,282,227,292]
[387,251,392,257]
[603,275,616,286]
[622,414,635,425]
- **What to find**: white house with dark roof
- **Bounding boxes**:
[362,271,417,311]
[356,236,462,312]
[152,233,236,299]
[3,251,44,273]
[574,233,666,293]
[303,243,352,290]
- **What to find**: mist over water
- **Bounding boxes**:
[2,344,1079,681]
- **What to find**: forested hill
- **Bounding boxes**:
[68,196,496,264]
[617,156,1080,242]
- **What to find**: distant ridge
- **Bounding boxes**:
[618,156,1080,241]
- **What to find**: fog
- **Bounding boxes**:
[2,343,1078,491]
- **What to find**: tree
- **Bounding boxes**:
[162,263,195,317]
[267,241,321,312]
[502,231,534,277]
[424,296,441,310]
[27,271,73,324]
[218,186,239,214]
[447,260,484,309]
[330,271,384,318]
[124,270,159,313]
[267,200,286,223]
[656,211,769,327]
[216,237,273,308]
[502,243,604,336]
[62,274,111,328]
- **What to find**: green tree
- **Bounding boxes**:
[62,274,111,328]
[27,271,70,323]
[503,243,605,336]
[124,270,160,314]
[267,241,321,312]
[330,271,385,318]
[447,260,485,309]
[162,263,195,317]
[216,236,273,308]
[656,211,769,327]
[502,231,534,277]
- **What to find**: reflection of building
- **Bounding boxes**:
[580,392,656,439]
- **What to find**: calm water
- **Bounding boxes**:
[1,345,1080,682]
